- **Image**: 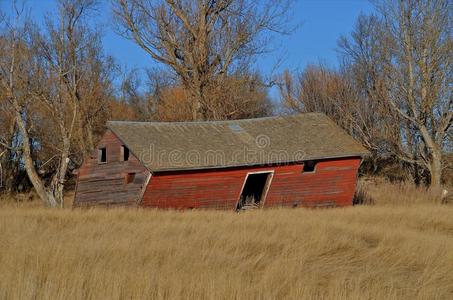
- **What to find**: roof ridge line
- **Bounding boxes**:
[106,112,324,126]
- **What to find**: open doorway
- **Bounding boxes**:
[236,171,273,210]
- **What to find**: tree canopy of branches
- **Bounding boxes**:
[149,71,272,121]
[0,0,115,206]
[340,0,452,187]
[281,0,452,187]
[113,0,291,120]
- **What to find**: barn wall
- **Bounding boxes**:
[141,157,361,209]
[73,130,149,208]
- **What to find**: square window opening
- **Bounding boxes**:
[303,160,317,172]
[98,148,106,163]
[121,145,130,161]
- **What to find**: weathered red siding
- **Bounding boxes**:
[140,157,361,209]
[73,130,149,207]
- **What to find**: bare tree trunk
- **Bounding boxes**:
[13,107,58,207]
[429,151,442,188]
[0,121,18,194]
[190,80,204,120]
[420,125,442,188]
[85,122,95,154]
[50,124,72,208]
[191,94,200,121]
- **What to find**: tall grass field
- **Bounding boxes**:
[0,180,452,299]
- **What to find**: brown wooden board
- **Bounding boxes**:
[73,130,149,207]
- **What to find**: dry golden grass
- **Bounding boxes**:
[357,177,452,206]
[0,181,452,300]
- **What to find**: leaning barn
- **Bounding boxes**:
[73,113,368,209]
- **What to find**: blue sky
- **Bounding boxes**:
[1,0,374,86]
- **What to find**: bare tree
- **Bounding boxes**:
[339,0,452,187]
[0,0,110,206]
[278,65,405,177]
[152,71,272,121]
[112,0,292,120]
[74,41,116,157]
[280,66,379,150]
[205,72,272,120]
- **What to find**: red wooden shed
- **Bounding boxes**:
[73,113,369,209]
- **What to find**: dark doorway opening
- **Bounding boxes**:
[237,172,273,210]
